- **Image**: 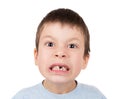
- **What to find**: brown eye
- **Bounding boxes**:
[46,42,54,47]
[68,44,77,48]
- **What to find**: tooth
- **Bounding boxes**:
[59,66,67,71]
[62,67,66,71]
[52,66,68,71]
[52,66,59,71]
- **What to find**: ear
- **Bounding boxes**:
[81,54,90,69]
[34,48,38,65]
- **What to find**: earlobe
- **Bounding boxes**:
[82,55,90,69]
[34,48,38,65]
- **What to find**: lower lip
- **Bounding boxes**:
[49,69,69,75]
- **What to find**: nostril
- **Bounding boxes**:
[62,55,65,57]
[55,54,66,58]
[55,55,59,57]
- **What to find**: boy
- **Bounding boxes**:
[12,8,106,99]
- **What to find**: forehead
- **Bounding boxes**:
[40,22,83,37]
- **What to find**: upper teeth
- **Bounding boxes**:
[52,66,67,71]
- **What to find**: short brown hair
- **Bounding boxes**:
[35,8,90,56]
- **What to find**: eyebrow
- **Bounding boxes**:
[67,37,81,42]
[41,35,82,43]
[41,35,56,40]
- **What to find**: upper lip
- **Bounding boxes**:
[49,63,70,71]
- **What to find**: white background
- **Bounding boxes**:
[0,0,120,99]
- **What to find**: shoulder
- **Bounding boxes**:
[78,83,101,92]
[12,83,41,99]
[77,83,107,99]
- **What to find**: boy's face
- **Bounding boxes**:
[34,22,89,84]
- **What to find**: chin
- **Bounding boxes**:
[47,77,73,84]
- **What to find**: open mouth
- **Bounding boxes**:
[49,64,70,72]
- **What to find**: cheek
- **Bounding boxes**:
[38,47,51,59]
[71,53,85,71]
[72,53,83,64]
[36,48,52,68]
[36,51,48,74]
[71,55,83,78]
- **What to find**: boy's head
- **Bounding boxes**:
[34,8,90,85]
[35,8,90,57]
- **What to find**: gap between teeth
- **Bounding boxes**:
[52,66,67,71]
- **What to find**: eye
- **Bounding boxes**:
[68,44,77,48]
[45,42,54,47]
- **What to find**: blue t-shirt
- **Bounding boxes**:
[12,82,106,99]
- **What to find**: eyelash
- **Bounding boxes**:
[45,42,54,47]
[45,42,78,49]
[68,44,78,48]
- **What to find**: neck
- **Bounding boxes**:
[42,80,77,94]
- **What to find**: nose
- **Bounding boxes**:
[55,53,66,58]
[54,51,68,58]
